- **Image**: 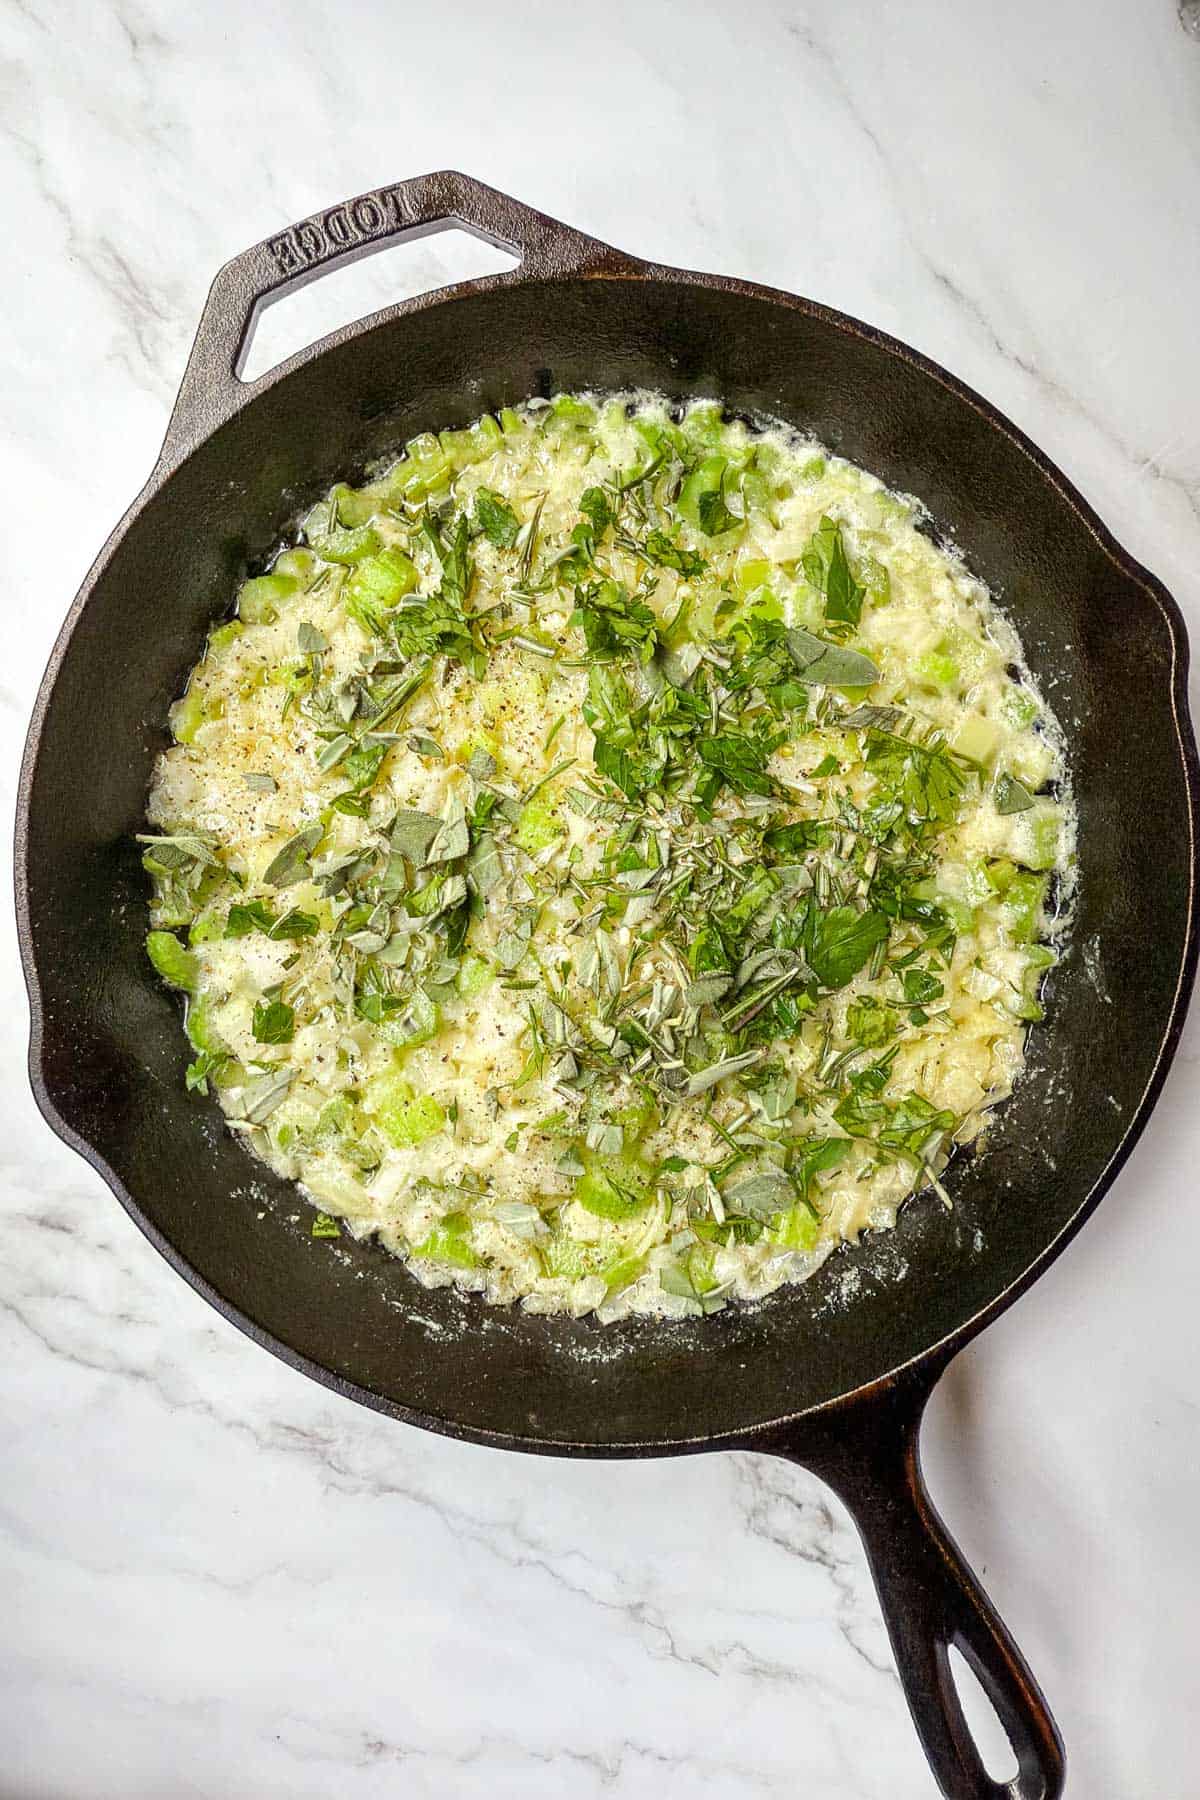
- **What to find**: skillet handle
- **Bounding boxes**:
[765,1367,1064,1800]
[158,171,638,470]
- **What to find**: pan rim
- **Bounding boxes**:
[15,260,1200,1457]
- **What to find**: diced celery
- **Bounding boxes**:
[860,555,890,606]
[514,795,561,854]
[600,1252,646,1294]
[343,548,418,636]
[799,455,826,482]
[1002,686,1040,729]
[310,523,380,566]
[184,992,220,1054]
[680,403,725,450]
[1009,944,1057,1021]
[272,548,317,586]
[916,650,959,690]
[316,1095,358,1142]
[378,989,439,1049]
[739,469,772,519]
[748,590,784,624]
[953,715,1000,765]
[410,1211,477,1267]
[771,1204,820,1251]
[366,1072,446,1148]
[456,953,493,1000]
[331,482,377,527]
[187,912,224,945]
[499,407,523,435]
[575,1150,653,1220]
[169,684,208,745]
[146,930,197,992]
[677,455,731,530]
[1014,805,1061,871]
[238,572,298,623]
[938,895,977,935]
[552,394,597,427]
[735,558,772,596]
[1000,872,1047,944]
[541,1233,591,1280]
[686,1244,721,1295]
[207,620,244,656]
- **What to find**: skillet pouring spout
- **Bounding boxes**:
[16,171,1199,1800]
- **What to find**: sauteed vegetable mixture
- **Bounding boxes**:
[142,395,1072,1319]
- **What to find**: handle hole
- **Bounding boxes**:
[949,1645,1020,1785]
[239,230,518,382]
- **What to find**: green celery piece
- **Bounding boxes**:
[184,993,221,1055]
[771,1204,820,1252]
[1000,872,1047,944]
[1015,805,1061,871]
[368,1074,446,1148]
[676,455,730,529]
[378,989,439,1050]
[273,548,317,585]
[344,548,419,636]
[238,572,297,623]
[146,930,197,993]
[311,523,380,566]
[456,953,494,1000]
[169,684,208,745]
[552,394,597,426]
[330,481,378,527]
[600,1252,647,1294]
[680,402,725,450]
[514,795,561,854]
[735,557,772,596]
[1002,686,1040,729]
[575,1150,653,1220]
[187,911,225,945]
[208,620,244,655]
[915,650,959,690]
[410,1211,477,1267]
[938,895,977,936]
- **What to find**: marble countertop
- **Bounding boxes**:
[3,2,1200,1794]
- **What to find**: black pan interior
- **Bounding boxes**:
[21,275,1195,1451]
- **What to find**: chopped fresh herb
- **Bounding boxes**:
[252,999,295,1044]
[474,487,521,549]
[995,771,1036,814]
[263,823,323,888]
[802,515,866,625]
[785,628,880,687]
[806,907,891,990]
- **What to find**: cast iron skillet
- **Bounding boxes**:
[16,172,1199,1800]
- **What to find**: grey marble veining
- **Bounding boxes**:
[2,2,1199,1795]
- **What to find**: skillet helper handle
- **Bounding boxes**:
[158,171,637,469]
[768,1370,1064,1800]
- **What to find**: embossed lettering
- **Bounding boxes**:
[379,187,412,231]
[351,195,384,236]
[268,233,301,276]
[323,206,353,249]
[295,220,326,261]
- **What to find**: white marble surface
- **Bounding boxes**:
[3,2,1200,1794]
